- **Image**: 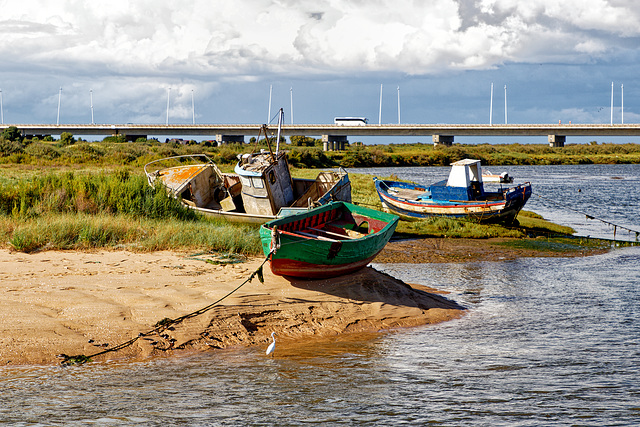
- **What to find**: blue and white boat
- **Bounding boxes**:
[373,159,532,224]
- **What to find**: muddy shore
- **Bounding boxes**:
[376,236,609,264]
[0,238,603,366]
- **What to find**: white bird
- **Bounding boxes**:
[266,332,276,356]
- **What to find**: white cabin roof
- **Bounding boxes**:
[447,158,483,187]
[450,159,481,167]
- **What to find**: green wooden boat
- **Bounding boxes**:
[260,201,399,279]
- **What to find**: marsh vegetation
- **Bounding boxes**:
[1,132,631,253]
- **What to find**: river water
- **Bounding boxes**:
[2,164,639,426]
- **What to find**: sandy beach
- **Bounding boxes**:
[0,246,465,366]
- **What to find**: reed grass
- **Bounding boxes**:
[1,213,261,254]
[0,169,262,254]
[0,169,197,220]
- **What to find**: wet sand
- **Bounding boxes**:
[0,246,463,366]
[376,236,607,263]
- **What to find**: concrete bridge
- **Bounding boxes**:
[4,123,640,148]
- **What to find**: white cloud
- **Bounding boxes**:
[1,0,639,126]
[575,39,607,55]
[1,0,637,78]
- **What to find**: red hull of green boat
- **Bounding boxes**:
[268,253,380,279]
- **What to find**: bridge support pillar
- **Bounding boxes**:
[432,134,454,146]
[322,135,348,151]
[216,134,245,144]
[548,135,566,147]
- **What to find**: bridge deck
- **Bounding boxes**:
[3,123,640,138]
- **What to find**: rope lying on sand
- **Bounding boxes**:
[58,253,271,366]
[536,194,640,241]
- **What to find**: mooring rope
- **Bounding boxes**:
[535,194,640,240]
[58,253,272,366]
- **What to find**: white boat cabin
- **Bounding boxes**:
[429,159,486,201]
[446,159,483,188]
[235,150,295,216]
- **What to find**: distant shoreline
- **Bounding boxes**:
[1,134,640,170]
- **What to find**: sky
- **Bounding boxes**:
[1,0,640,144]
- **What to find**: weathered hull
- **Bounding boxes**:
[374,179,532,224]
[268,253,380,279]
[189,173,352,224]
[145,154,351,224]
[187,206,276,224]
[260,202,398,279]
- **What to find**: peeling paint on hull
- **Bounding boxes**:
[375,178,532,224]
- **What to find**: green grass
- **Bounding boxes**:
[515,210,575,235]
[1,213,261,254]
[325,142,640,167]
[394,217,527,238]
[0,142,598,254]
[1,167,568,253]
[0,168,262,254]
[495,236,610,252]
[2,135,640,170]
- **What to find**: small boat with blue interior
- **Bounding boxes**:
[260,201,399,279]
[374,159,532,224]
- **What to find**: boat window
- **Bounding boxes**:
[268,170,276,184]
[252,177,265,189]
[240,175,252,188]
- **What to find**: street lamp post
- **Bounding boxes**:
[397,86,401,124]
[191,90,195,125]
[166,87,171,125]
[610,82,614,125]
[90,90,94,124]
[290,87,294,125]
[267,85,272,123]
[57,87,62,125]
[621,84,624,125]
[378,84,383,125]
[489,83,493,126]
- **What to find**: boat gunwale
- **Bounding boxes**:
[375,178,531,207]
[261,201,398,229]
[143,154,216,177]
